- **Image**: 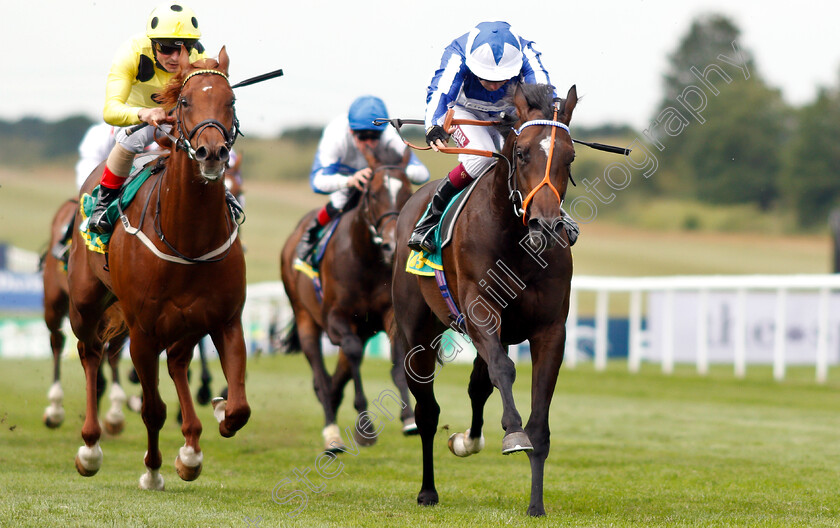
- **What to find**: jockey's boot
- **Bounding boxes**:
[88,186,121,235]
[295,216,322,264]
[407,178,459,253]
[50,214,76,260]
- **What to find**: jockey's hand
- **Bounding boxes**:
[426,125,449,152]
[348,168,373,190]
[137,107,173,128]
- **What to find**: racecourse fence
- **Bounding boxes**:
[245,274,840,383]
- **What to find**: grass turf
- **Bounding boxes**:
[0,354,838,527]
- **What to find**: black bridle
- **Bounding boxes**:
[360,165,406,246]
[169,69,241,159]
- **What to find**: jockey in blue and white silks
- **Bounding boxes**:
[296,95,430,263]
[409,21,561,253]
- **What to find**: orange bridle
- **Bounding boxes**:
[514,106,570,225]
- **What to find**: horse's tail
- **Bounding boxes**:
[276,318,301,354]
[101,304,127,345]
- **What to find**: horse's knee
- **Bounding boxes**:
[339,335,363,361]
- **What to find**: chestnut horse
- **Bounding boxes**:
[392,83,577,516]
[41,198,128,431]
[280,147,417,452]
[67,48,250,489]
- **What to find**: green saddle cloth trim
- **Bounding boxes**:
[80,166,155,253]
[405,186,468,277]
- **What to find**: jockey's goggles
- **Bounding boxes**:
[354,130,383,141]
[153,39,196,55]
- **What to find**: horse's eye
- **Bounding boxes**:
[179,97,189,107]
[516,148,528,162]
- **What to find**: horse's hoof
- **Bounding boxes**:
[127,395,143,413]
[354,414,378,447]
[501,431,533,454]
[104,418,125,436]
[175,445,203,482]
[211,397,226,424]
[323,424,345,453]
[402,418,419,436]
[139,468,165,490]
[527,504,547,517]
[175,457,203,481]
[417,489,439,506]
[75,444,102,477]
[43,408,65,429]
[448,429,485,457]
[196,384,212,406]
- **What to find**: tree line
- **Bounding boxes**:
[2,13,837,227]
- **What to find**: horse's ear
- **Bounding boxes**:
[400,146,411,168]
[559,85,577,125]
[218,46,229,75]
[361,144,378,170]
[179,44,192,71]
[512,83,529,127]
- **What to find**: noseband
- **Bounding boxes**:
[168,69,241,159]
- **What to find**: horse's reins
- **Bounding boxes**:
[377,105,631,225]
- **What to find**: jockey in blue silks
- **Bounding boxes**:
[408,21,578,253]
[296,95,430,264]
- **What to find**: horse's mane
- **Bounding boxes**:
[515,83,558,120]
[154,58,223,110]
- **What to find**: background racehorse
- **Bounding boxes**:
[392,83,577,516]
[66,48,250,489]
[41,198,128,432]
[280,147,417,452]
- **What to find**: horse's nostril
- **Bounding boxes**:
[219,146,230,163]
[194,146,208,161]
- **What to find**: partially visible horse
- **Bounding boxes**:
[280,147,417,451]
[392,83,577,516]
[67,47,250,489]
[41,197,128,431]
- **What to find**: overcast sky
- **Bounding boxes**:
[4,0,840,137]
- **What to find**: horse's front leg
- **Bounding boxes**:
[167,339,204,481]
[131,332,167,490]
[210,319,251,438]
[463,303,529,454]
[523,327,567,517]
[327,314,375,447]
[294,311,340,451]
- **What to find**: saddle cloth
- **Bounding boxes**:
[405,178,481,276]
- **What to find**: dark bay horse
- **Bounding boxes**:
[392,83,577,516]
[280,147,417,452]
[41,198,128,432]
[67,48,250,489]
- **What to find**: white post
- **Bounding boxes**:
[772,288,787,382]
[595,289,609,371]
[565,288,578,369]
[734,288,747,379]
[628,289,642,373]
[662,289,674,375]
[696,289,709,376]
[816,288,830,384]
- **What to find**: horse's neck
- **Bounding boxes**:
[347,207,377,255]
[157,152,230,249]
